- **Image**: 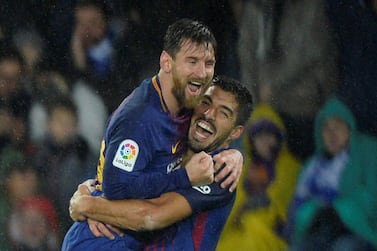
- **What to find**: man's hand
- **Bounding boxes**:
[185,151,214,186]
[69,183,92,221]
[70,179,125,239]
[88,219,124,240]
[213,149,243,192]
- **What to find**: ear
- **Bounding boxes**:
[160,51,172,73]
[228,126,244,141]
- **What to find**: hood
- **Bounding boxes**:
[243,104,286,160]
[314,97,356,154]
[248,104,286,134]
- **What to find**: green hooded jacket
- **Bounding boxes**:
[293,97,377,247]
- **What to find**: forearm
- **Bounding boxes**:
[103,167,191,200]
[79,193,192,231]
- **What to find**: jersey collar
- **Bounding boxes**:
[152,75,169,113]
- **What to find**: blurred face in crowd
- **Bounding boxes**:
[188,85,242,153]
[48,107,78,145]
[6,168,38,204]
[0,59,21,98]
[20,207,49,249]
[253,131,279,160]
[168,39,216,109]
[75,5,107,47]
[322,117,350,155]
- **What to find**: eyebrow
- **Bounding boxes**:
[204,95,234,116]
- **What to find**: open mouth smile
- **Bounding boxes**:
[187,81,203,96]
[194,120,215,140]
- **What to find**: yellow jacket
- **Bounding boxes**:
[217,104,301,251]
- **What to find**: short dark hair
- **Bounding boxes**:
[75,0,112,21]
[0,43,23,65]
[211,75,253,126]
[0,148,33,179]
[47,96,78,121]
[163,18,217,59]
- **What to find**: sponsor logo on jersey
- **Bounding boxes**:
[193,185,211,194]
[171,140,180,154]
[112,139,139,172]
[167,157,183,173]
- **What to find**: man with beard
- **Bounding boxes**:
[68,75,253,251]
[62,19,243,250]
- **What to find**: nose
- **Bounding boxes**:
[204,107,216,120]
[194,62,207,79]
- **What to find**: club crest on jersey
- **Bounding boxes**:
[193,185,211,194]
[112,139,139,172]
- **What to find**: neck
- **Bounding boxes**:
[157,70,181,117]
[181,150,195,167]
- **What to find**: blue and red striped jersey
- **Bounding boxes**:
[144,150,236,251]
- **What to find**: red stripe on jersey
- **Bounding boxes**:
[193,212,209,251]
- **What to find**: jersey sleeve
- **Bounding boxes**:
[102,115,191,200]
[176,182,235,213]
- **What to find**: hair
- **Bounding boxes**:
[163,18,217,59]
[12,27,44,55]
[75,0,112,21]
[46,96,78,121]
[211,75,253,126]
[0,148,33,179]
[0,43,24,65]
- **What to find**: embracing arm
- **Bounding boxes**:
[213,148,244,192]
[71,184,192,231]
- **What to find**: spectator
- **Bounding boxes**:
[0,149,40,250]
[0,45,34,156]
[70,0,114,80]
[7,196,60,251]
[217,104,301,251]
[12,27,45,83]
[0,45,31,123]
[28,69,70,144]
[33,97,96,234]
[28,68,107,155]
[237,0,339,160]
[286,97,377,251]
[67,0,137,112]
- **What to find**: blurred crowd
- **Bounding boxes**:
[0,0,376,250]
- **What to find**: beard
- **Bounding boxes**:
[171,67,211,110]
[171,79,186,109]
[171,71,199,109]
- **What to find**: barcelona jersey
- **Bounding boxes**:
[144,149,236,251]
[97,75,192,199]
[62,75,193,250]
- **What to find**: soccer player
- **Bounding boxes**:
[62,19,243,250]
[69,75,253,250]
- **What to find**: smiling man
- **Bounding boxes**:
[62,19,245,251]
[68,76,253,251]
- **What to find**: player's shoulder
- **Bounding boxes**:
[114,79,155,116]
